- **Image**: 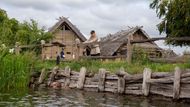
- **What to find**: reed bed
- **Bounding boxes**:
[0,50,35,91]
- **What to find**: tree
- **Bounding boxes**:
[150,0,190,46]
[16,19,52,45]
[16,19,52,54]
[0,8,52,54]
[0,9,15,45]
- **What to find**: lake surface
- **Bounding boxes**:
[0,88,189,107]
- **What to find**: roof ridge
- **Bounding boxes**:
[100,26,140,42]
[48,16,87,41]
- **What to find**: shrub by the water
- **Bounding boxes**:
[0,49,35,91]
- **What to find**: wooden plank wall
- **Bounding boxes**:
[43,28,84,60]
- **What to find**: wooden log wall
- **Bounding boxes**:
[30,66,190,100]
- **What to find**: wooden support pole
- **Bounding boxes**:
[117,76,126,94]
[64,66,71,86]
[127,35,132,64]
[38,68,46,84]
[131,37,190,44]
[41,44,44,60]
[15,42,20,55]
[98,68,106,92]
[40,40,45,60]
[116,67,127,94]
[75,38,80,60]
[142,68,152,96]
[77,67,86,89]
[48,66,59,86]
[173,67,181,100]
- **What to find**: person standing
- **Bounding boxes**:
[56,52,60,65]
[60,48,65,60]
[83,30,100,56]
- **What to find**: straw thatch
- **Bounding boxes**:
[49,16,86,42]
[100,26,162,56]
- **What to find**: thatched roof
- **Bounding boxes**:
[133,43,162,49]
[100,26,161,56]
[48,17,86,42]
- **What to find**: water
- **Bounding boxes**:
[0,89,189,107]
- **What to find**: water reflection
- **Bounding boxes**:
[0,89,189,107]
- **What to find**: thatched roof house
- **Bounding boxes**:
[100,26,163,57]
[42,17,87,60]
[49,17,86,42]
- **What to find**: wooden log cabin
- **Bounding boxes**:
[42,17,87,60]
[100,26,164,58]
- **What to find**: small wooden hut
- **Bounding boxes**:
[100,26,164,58]
[42,17,87,60]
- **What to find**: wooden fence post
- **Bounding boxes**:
[142,68,152,96]
[127,35,132,64]
[64,66,71,86]
[38,68,46,84]
[98,68,106,92]
[48,66,59,86]
[75,38,80,60]
[40,40,45,60]
[173,67,181,100]
[116,67,126,94]
[77,67,86,89]
[15,42,20,55]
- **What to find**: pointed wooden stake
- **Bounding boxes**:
[98,68,106,92]
[77,67,86,89]
[173,67,181,100]
[142,68,152,96]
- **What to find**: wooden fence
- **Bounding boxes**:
[30,66,190,100]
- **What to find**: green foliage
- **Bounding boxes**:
[132,47,149,64]
[150,0,190,46]
[16,19,52,45]
[0,8,52,54]
[0,49,35,91]
[35,59,190,74]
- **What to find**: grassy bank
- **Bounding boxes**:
[36,59,190,74]
[0,50,35,91]
[0,49,189,91]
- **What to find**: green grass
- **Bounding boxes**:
[0,50,35,91]
[36,59,190,74]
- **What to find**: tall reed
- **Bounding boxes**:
[0,50,35,91]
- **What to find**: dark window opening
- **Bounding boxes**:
[65,25,70,30]
[66,52,71,54]
[60,25,64,30]
[59,23,71,31]
[86,49,91,56]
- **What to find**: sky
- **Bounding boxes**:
[0,0,189,55]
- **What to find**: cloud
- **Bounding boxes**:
[0,0,162,36]
[1,0,98,11]
[97,0,144,5]
[1,0,54,10]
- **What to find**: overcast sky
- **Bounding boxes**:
[0,0,188,54]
